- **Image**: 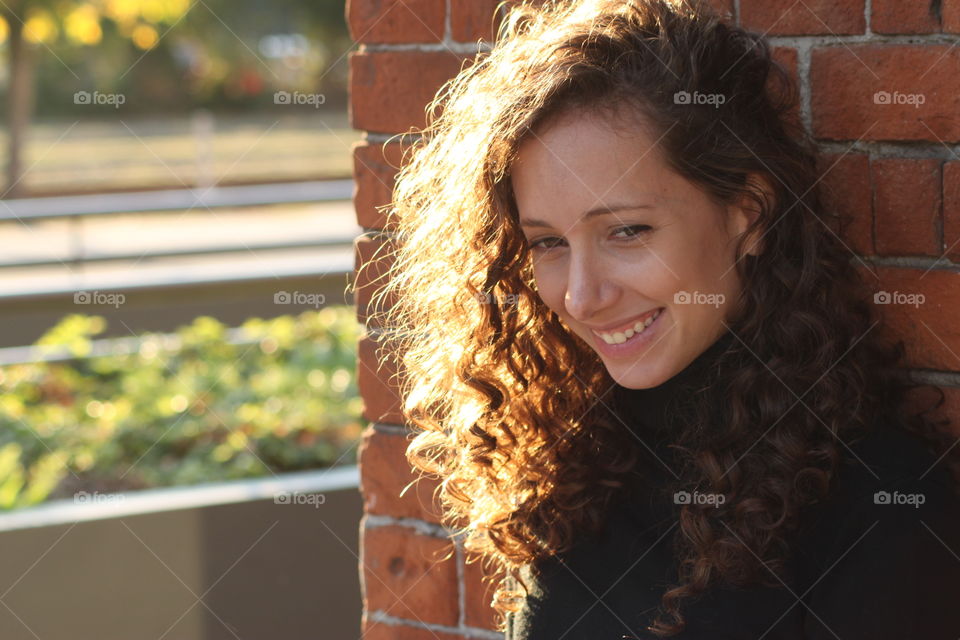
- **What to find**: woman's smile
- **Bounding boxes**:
[512,106,759,389]
[587,305,667,358]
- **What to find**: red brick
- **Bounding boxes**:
[871,0,941,34]
[350,51,471,134]
[356,332,405,424]
[451,0,502,43]
[943,0,960,33]
[463,0,728,30]
[359,427,445,522]
[872,266,960,371]
[772,46,799,84]
[353,141,410,230]
[817,153,872,256]
[740,0,865,35]
[903,384,960,440]
[347,0,445,44]
[770,46,802,133]
[811,45,960,142]
[362,525,459,626]
[945,161,960,262]
[873,158,942,257]
[354,233,397,323]
[463,553,500,630]
[703,0,735,21]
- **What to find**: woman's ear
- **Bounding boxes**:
[727,172,775,258]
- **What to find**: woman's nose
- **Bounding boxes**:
[563,253,616,321]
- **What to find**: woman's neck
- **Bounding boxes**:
[610,329,735,442]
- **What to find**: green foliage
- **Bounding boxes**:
[20,0,351,116]
[0,307,366,510]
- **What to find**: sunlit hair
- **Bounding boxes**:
[365,0,959,635]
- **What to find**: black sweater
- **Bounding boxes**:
[505,331,960,639]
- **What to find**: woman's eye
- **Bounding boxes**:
[528,237,564,250]
[527,225,651,251]
[613,224,652,239]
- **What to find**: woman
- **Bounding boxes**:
[368,0,960,637]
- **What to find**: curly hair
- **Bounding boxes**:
[362,0,960,635]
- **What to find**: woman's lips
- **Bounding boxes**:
[590,307,664,343]
[589,306,666,359]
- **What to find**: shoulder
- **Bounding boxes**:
[799,421,959,550]
[835,421,956,521]
[792,423,960,638]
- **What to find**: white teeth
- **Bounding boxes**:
[595,308,662,345]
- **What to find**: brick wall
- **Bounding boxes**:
[348,1,960,638]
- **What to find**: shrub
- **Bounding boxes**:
[0,308,365,510]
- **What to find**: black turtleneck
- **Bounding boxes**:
[505,329,960,640]
[611,327,735,441]
[608,329,737,494]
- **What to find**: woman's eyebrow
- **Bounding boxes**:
[519,202,657,228]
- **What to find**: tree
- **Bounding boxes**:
[172,0,350,105]
[0,0,190,196]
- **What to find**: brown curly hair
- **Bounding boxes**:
[363,0,960,635]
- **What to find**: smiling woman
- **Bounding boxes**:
[511,106,767,388]
[369,0,960,638]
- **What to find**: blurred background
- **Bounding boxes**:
[0,1,366,638]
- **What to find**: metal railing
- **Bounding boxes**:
[0,179,355,270]
[0,179,359,302]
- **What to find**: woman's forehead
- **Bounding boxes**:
[511,115,685,216]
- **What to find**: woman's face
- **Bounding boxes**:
[511,108,762,389]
